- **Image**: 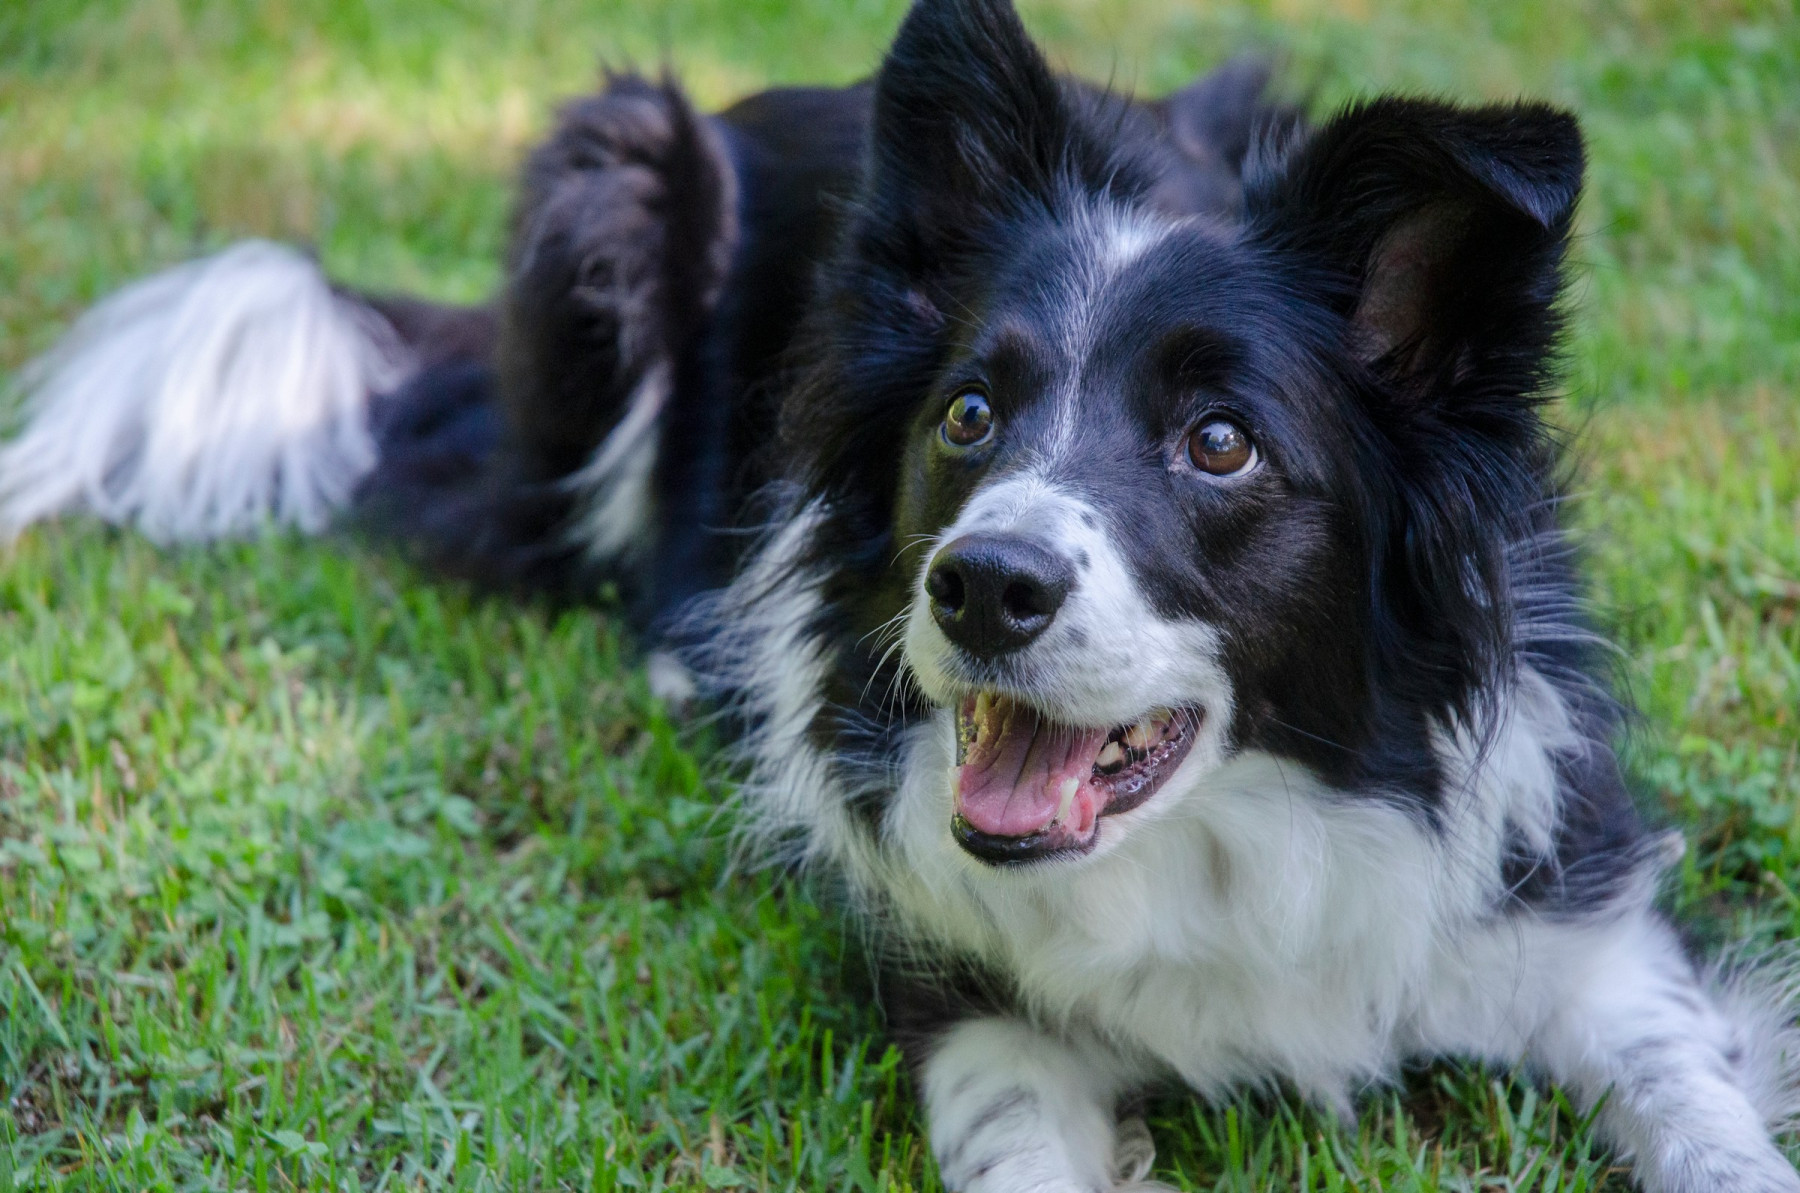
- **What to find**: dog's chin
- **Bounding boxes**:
[948,692,1202,867]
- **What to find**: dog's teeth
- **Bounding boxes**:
[1096,741,1125,770]
[1124,719,1156,750]
[1054,776,1080,824]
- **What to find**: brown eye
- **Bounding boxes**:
[1186,418,1256,476]
[942,389,994,448]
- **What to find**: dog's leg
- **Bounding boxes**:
[919,1017,1161,1193]
[488,75,737,603]
[1433,904,1800,1193]
[1521,910,1799,1192]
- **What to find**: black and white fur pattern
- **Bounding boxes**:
[2,76,740,616]
[695,3,1800,1191]
[4,3,1797,1190]
[715,510,1800,1193]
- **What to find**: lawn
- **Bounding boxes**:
[0,0,1796,1189]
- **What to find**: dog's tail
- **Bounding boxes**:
[2,72,734,609]
[0,241,448,542]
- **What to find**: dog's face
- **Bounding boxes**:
[891,212,1352,863]
[789,0,1581,868]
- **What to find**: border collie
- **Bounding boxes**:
[4,2,1797,1188]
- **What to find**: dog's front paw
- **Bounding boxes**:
[1644,1143,1800,1193]
[955,1181,1107,1193]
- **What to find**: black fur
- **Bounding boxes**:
[357,28,1288,623]
[40,1,1789,1185]
[351,0,1640,902]
[768,0,1615,843]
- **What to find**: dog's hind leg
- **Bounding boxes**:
[482,76,738,591]
[354,74,738,599]
[359,74,739,601]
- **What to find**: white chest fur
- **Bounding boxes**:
[872,673,1580,1105]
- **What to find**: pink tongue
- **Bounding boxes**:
[955,699,1109,839]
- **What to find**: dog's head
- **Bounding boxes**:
[784,0,1582,867]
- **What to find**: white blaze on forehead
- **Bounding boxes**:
[1043,205,1174,460]
[1097,212,1168,275]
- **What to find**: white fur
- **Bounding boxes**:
[717,470,1800,1191]
[645,648,699,707]
[904,474,1233,733]
[566,361,669,563]
[922,1018,1152,1193]
[1715,951,1800,1135]
[1042,207,1176,459]
[0,240,409,541]
[691,502,882,877]
[1523,912,1799,1192]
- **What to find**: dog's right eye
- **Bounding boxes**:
[942,389,995,448]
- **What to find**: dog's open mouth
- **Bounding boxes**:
[951,693,1201,865]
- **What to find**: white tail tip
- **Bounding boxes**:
[0,240,412,542]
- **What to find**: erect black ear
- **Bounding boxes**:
[1247,101,1584,719]
[866,0,1123,248]
[1248,98,1583,394]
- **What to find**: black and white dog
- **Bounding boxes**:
[5,2,1798,1189]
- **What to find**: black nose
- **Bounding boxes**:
[926,534,1074,658]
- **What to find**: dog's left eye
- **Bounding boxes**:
[942,389,995,448]
[1186,418,1257,476]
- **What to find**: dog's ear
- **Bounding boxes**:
[1248,100,1584,718]
[1248,98,1583,398]
[866,0,1117,249]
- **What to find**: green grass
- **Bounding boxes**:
[0,0,1796,1188]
